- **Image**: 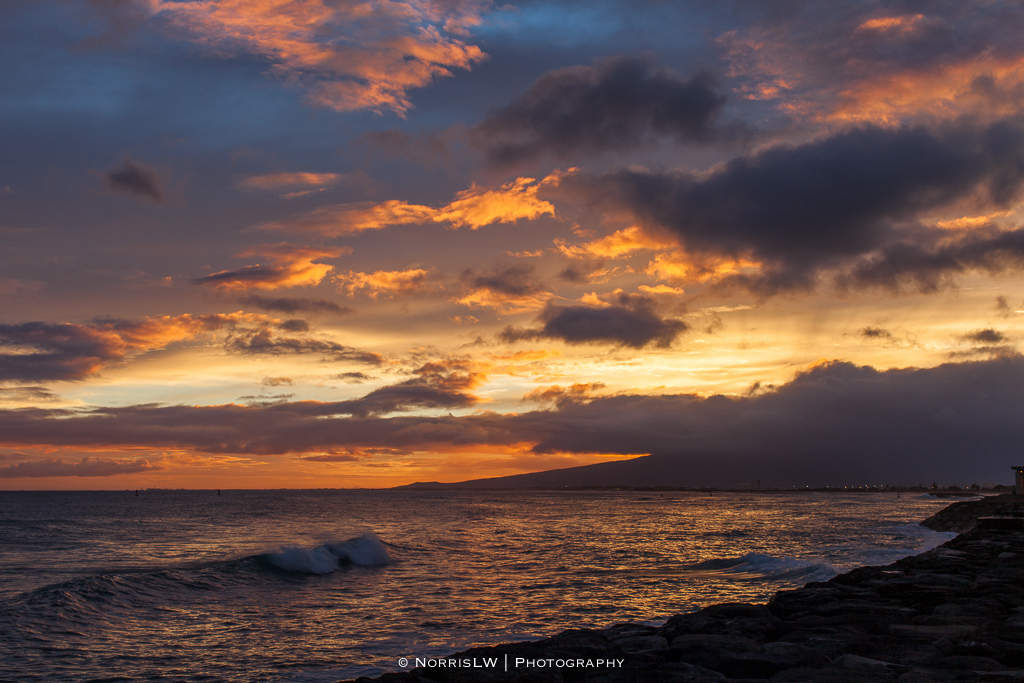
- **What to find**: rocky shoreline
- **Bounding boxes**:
[345,496,1024,682]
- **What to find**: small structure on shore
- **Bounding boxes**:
[1014,465,1024,494]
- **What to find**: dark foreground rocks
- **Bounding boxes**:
[343,526,1024,682]
[920,493,1024,533]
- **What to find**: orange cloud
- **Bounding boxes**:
[454,288,549,315]
[258,175,556,236]
[645,251,760,283]
[826,55,1024,125]
[236,172,343,190]
[856,14,925,33]
[195,244,347,291]
[719,18,1024,126]
[555,225,675,259]
[432,176,555,229]
[334,268,440,299]
[155,0,487,114]
[522,382,606,407]
[936,211,1013,230]
[0,311,312,382]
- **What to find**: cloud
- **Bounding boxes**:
[501,296,688,349]
[257,175,556,236]
[0,386,62,403]
[194,245,347,291]
[471,57,726,165]
[559,119,1024,293]
[3,356,1024,485]
[0,457,161,478]
[554,226,674,260]
[522,382,606,408]
[237,294,353,316]
[298,453,362,462]
[860,326,894,340]
[0,311,377,382]
[0,278,45,296]
[717,3,1024,126]
[336,371,376,383]
[222,327,384,364]
[335,268,442,299]
[104,157,162,202]
[154,0,487,115]
[235,172,342,190]
[455,264,549,313]
[837,225,1024,292]
[962,328,1007,344]
[312,359,485,418]
[0,322,126,382]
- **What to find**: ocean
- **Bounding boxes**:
[0,489,956,682]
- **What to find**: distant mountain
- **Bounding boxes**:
[394,453,770,490]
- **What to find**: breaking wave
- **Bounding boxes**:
[263,533,390,574]
[684,553,837,582]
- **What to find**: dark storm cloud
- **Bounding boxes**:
[501,297,688,349]
[0,457,160,478]
[838,225,1024,292]
[223,328,384,365]
[962,329,1007,344]
[471,57,726,165]
[336,372,376,383]
[459,264,538,296]
[0,322,123,382]
[299,453,362,462]
[859,326,894,340]
[1,355,1023,485]
[334,381,478,418]
[237,294,353,317]
[560,119,1024,292]
[103,157,162,202]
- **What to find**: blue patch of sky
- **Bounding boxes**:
[474,0,714,54]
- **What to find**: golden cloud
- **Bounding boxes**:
[155,0,487,115]
[334,268,439,299]
[645,251,761,284]
[195,244,348,291]
[554,225,675,259]
[856,14,925,33]
[258,174,557,236]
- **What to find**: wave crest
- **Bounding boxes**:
[264,533,390,574]
[685,553,836,582]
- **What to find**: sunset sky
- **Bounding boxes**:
[3,0,1024,489]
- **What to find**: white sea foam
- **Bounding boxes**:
[265,533,390,574]
[686,553,838,582]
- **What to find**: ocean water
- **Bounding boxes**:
[0,489,957,682]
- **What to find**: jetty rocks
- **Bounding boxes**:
[345,500,1024,682]
[920,493,1024,533]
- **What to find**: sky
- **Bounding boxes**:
[3,0,1024,489]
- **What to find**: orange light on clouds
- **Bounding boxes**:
[155,0,487,114]
[856,14,925,32]
[432,177,555,229]
[334,267,437,298]
[555,225,676,259]
[197,245,347,291]
[236,172,343,189]
[826,56,1024,125]
[645,251,761,283]
[258,176,556,236]
[454,287,550,315]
